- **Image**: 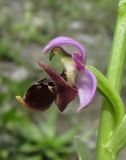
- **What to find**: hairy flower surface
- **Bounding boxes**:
[16,36,97,112]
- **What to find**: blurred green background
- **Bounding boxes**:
[0,0,126,159]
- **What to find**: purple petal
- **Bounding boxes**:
[72,53,85,71]
[75,69,97,112]
[43,36,86,63]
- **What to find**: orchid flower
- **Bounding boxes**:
[16,36,97,112]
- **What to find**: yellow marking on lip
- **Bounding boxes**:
[16,96,26,106]
[16,96,41,112]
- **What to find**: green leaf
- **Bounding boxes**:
[16,123,43,142]
[45,149,63,160]
[56,124,81,146]
[74,137,93,160]
[48,0,57,6]
[106,115,126,156]
[19,143,40,153]
[15,155,41,160]
[40,108,58,138]
[86,65,125,124]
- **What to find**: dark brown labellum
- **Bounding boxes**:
[24,79,56,111]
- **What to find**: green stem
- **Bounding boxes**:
[107,1,126,92]
[96,1,126,160]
